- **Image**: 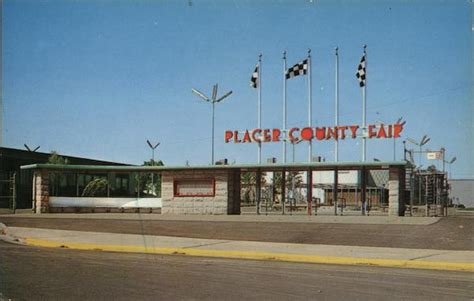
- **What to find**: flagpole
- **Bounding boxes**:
[307,49,312,163]
[362,45,367,162]
[258,54,262,164]
[335,47,339,162]
[283,51,287,164]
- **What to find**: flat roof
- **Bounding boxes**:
[21,161,407,172]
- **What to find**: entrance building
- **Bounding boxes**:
[21,161,407,216]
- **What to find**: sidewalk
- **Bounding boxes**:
[2,225,473,272]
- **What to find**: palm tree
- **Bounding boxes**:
[240,171,266,204]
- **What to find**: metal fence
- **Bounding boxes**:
[0,172,16,212]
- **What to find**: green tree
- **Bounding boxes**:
[82,178,108,197]
[47,151,69,196]
[240,171,267,204]
[272,171,304,202]
[135,160,164,197]
[47,151,69,165]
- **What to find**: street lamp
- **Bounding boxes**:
[443,156,456,179]
[146,140,160,196]
[192,84,232,165]
[146,140,160,164]
[406,135,430,168]
[394,117,406,161]
[24,144,40,152]
[375,116,405,161]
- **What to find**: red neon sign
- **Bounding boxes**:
[225,123,404,143]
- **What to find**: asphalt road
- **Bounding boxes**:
[1,216,472,250]
[0,241,473,301]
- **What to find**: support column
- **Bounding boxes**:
[361,167,367,215]
[33,170,50,214]
[256,170,261,215]
[307,169,312,215]
[388,165,406,216]
[333,169,339,216]
[281,171,286,215]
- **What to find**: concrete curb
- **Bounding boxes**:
[0,223,25,245]
[24,237,474,273]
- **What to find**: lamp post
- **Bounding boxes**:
[146,140,160,164]
[192,84,232,165]
[406,135,430,168]
[375,116,405,161]
[24,144,40,152]
[146,140,160,196]
[443,156,456,179]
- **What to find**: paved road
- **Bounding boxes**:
[0,241,472,301]
[1,216,472,250]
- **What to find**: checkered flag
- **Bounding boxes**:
[250,64,259,88]
[356,55,366,87]
[285,59,308,80]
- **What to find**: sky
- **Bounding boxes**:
[2,0,473,178]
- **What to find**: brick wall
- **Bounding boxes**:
[388,166,405,216]
[161,169,239,215]
[33,170,49,213]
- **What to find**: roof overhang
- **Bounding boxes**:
[21,161,408,173]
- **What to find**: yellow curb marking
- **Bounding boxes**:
[24,238,474,272]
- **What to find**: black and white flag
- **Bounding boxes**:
[356,55,366,87]
[285,59,308,80]
[250,64,259,88]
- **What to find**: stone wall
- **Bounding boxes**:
[227,170,241,215]
[388,166,405,216]
[161,169,239,215]
[33,170,49,214]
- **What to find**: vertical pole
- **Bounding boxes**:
[151,149,155,195]
[410,172,414,216]
[425,176,429,216]
[211,101,215,165]
[308,49,313,163]
[393,138,396,161]
[107,172,110,198]
[335,47,339,162]
[258,54,262,164]
[12,172,16,213]
[403,141,406,161]
[283,51,287,163]
[307,169,313,215]
[362,45,367,162]
[361,167,367,215]
[355,185,359,209]
[442,148,446,173]
[256,170,261,215]
[282,171,286,215]
[419,145,422,168]
[75,173,79,197]
[292,143,295,163]
[290,172,295,215]
[333,169,338,216]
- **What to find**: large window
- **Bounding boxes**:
[111,173,133,197]
[77,174,108,197]
[50,172,76,197]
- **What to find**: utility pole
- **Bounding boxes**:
[192,84,232,165]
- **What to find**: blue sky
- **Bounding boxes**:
[2,0,473,178]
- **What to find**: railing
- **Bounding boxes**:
[0,172,16,213]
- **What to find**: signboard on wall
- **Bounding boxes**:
[173,179,215,197]
[427,151,441,160]
[224,123,404,144]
